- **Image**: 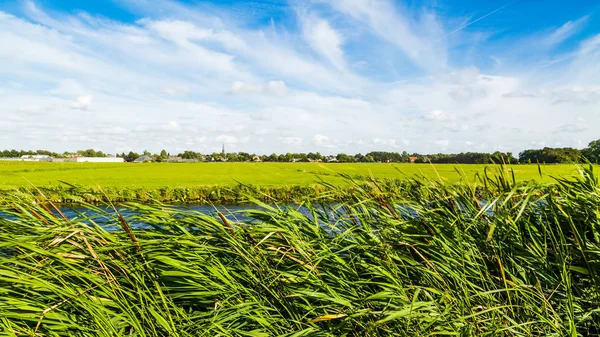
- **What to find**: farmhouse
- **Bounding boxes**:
[324,155,338,162]
[167,156,183,163]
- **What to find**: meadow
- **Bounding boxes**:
[0,161,591,204]
[1,166,598,335]
[0,161,587,188]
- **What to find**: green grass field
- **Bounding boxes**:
[0,161,591,189]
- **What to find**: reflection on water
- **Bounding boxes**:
[52,204,328,231]
[3,199,501,232]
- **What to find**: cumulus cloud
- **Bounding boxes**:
[312,134,335,148]
[71,95,93,110]
[165,121,179,130]
[424,110,451,121]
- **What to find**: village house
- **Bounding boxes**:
[167,156,183,163]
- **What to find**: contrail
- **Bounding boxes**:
[444,0,518,37]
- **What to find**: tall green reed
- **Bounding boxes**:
[0,165,598,336]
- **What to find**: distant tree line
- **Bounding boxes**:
[2,139,599,164]
[0,149,106,158]
[417,152,518,164]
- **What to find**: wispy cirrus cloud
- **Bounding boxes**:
[297,9,348,71]
[322,0,447,73]
[0,0,598,155]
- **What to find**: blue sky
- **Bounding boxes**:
[0,0,599,155]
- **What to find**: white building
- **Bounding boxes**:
[19,155,52,162]
[74,157,124,163]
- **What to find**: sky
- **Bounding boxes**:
[0,0,599,155]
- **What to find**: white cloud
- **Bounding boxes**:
[372,138,399,147]
[280,137,302,146]
[424,109,451,121]
[102,126,128,135]
[140,20,241,74]
[324,0,447,72]
[557,124,587,133]
[312,134,335,148]
[254,128,269,135]
[165,120,179,130]
[0,1,599,155]
[17,105,42,113]
[299,11,347,71]
[232,81,263,94]
[444,123,469,132]
[266,80,287,96]
[542,16,589,47]
[142,19,246,50]
[215,134,249,145]
[163,85,189,97]
[51,79,88,96]
[231,80,287,96]
[433,139,450,150]
[71,95,93,110]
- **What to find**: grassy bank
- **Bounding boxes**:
[0,166,599,335]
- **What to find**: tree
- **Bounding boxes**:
[227,153,240,162]
[583,139,600,163]
[181,151,197,160]
[125,151,140,162]
[520,147,581,164]
[401,151,410,163]
[78,149,97,157]
[238,152,251,162]
[336,153,354,162]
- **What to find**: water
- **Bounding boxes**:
[49,203,331,231]
[2,199,504,232]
